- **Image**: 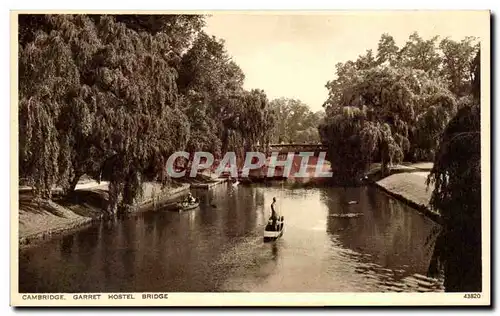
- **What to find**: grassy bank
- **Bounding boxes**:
[18,180,191,249]
[371,163,442,224]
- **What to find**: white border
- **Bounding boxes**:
[3,2,497,313]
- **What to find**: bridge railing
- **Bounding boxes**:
[254,143,327,154]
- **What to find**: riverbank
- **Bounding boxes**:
[372,163,442,224]
[183,172,229,188]
[18,181,191,249]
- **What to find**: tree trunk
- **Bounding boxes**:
[243,138,252,154]
[407,130,417,163]
[221,128,230,155]
[107,181,122,216]
[380,143,389,177]
[68,172,83,193]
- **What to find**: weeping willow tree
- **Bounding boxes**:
[428,104,481,222]
[80,16,191,212]
[19,14,192,213]
[19,15,85,198]
[320,65,456,181]
[318,106,370,183]
[426,50,481,292]
[222,90,275,160]
[20,14,274,212]
[205,89,276,163]
[237,89,274,151]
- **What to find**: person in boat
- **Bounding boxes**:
[186,193,196,204]
[270,197,278,229]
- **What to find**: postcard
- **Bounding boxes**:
[11,10,490,306]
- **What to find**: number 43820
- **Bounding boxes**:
[464,293,481,299]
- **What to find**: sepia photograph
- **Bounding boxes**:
[10,10,490,306]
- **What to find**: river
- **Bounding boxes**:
[19,182,444,293]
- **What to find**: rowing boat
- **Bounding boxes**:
[175,199,200,212]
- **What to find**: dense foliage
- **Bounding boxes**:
[19,14,276,213]
[426,49,482,291]
[269,98,323,144]
[319,32,479,179]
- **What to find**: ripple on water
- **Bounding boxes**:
[325,238,444,293]
[352,262,444,293]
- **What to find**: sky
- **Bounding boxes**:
[204,11,488,112]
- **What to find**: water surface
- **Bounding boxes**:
[19,183,443,292]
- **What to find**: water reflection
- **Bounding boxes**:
[60,235,74,256]
[428,225,481,292]
[272,243,279,260]
[19,184,443,293]
[325,187,440,279]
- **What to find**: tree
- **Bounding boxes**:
[471,50,481,102]
[321,65,456,179]
[237,89,274,151]
[178,32,241,157]
[399,32,442,76]
[19,15,84,198]
[19,15,192,213]
[376,33,400,66]
[318,106,371,183]
[355,49,377,70]
[427,48,481,292]
[178,31,274,158]
[18,14,53,47]
[427,103,481,291]
[270,98,322,144]
[439,37,479,97]
[182,95,222,156]
[114,14,205,55]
